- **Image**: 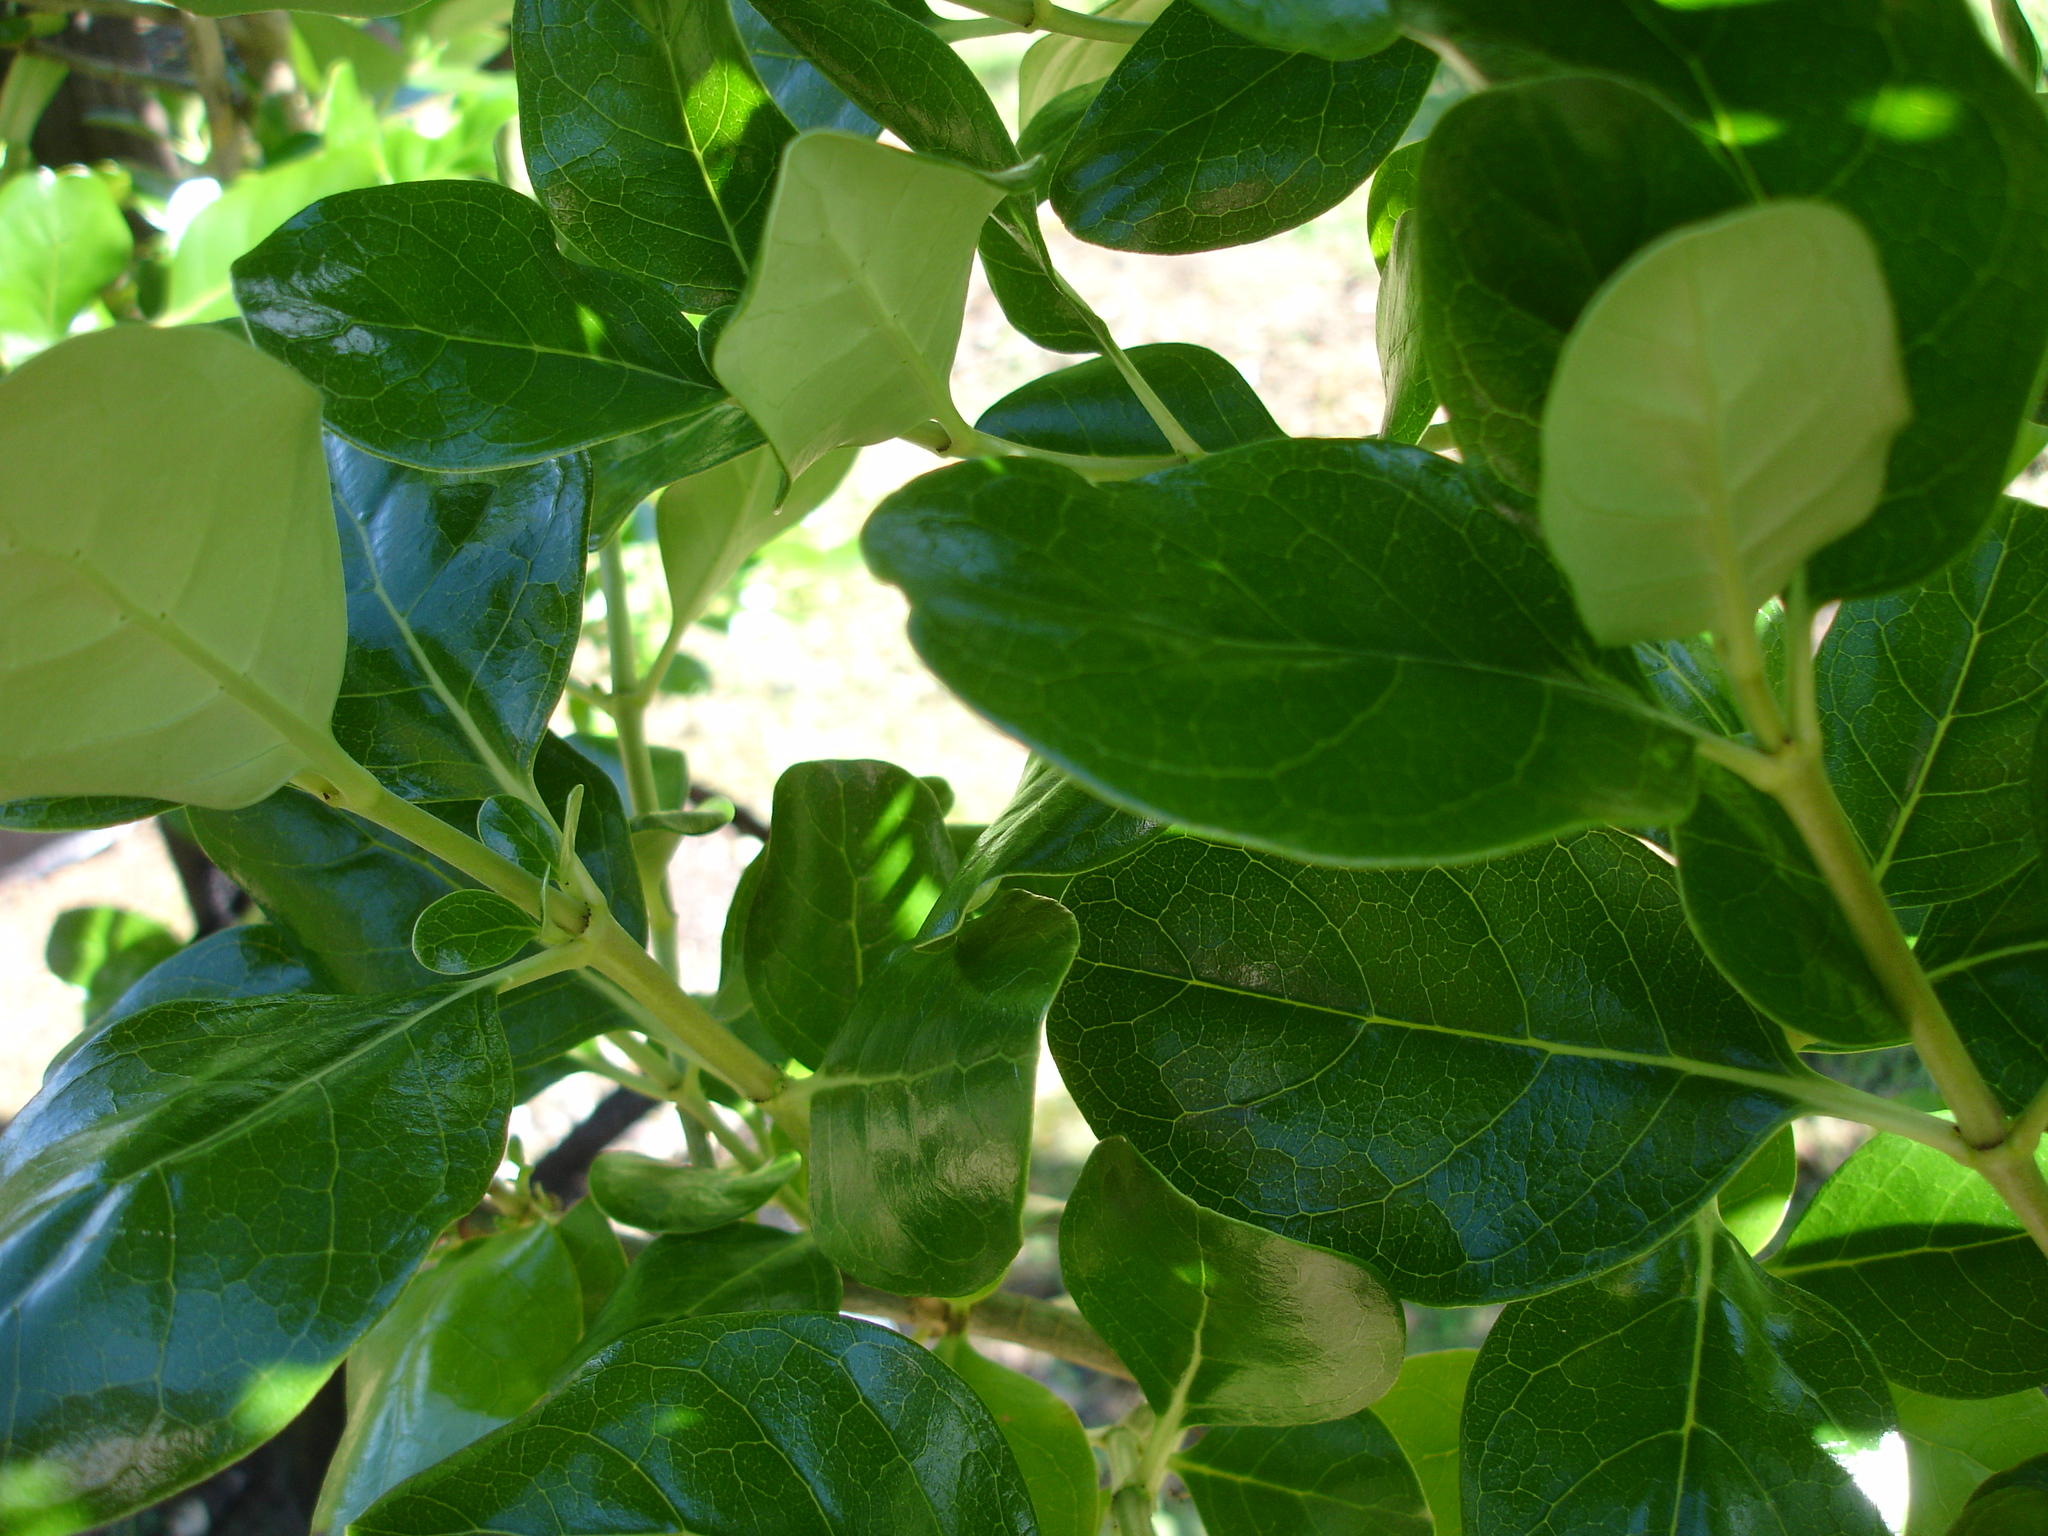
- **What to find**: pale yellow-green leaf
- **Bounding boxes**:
[1017,0,1170,127]
[1540,200,1910,645]
[655,443,854,628]
[0,166,132,369]
[0,326,346,808]
[160,142,382,325]
[1894,1384,2048,1536]
[712,132,1005,477]
[1372,1348,1475,1536]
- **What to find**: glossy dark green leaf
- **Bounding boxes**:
[1718,1124,1798,1257]
[1188,0,1399,59]
[1948,1451,2048,1535]
[99,923,320,1028]
[811,889,1079,1297]
[1676,762,1902,1050]
[355,1313,1038,1536]
[1772,1133,2048,1397]
[1370,1349,1475,1536]
[1463,1216,1895,1535]
[1064,1138,1404,1426]
[864,439,1696,868]
[1920,861,2048,1113]
[587,1147,800,1233]
[233,180,756,473]
[1050,829,1802,1305]
[1894,1384,2048,1536]
[1375,212,1434,443]
[0,985,510,1530]
[563,1224,842,1375]
[553,1195,628,1330]
[513,0,790,307]
[1051,0,1434,253]
[1819,498,2048,906]
[44,907,182,1025]
[1018,81,1101,188]
[412,889,540,974]
[313,1219,585,1533]
[1414,75,1744,500]
[329,440,589,807]
[742,759,956,1066]
[978,210,1099,354]
[1399,0,2048,599]
[478,795,559,886]
[934,1335,1098,1536]
[1366,139,1421,270]
[1171,1411,1430,1536]
[920,756,1161,944]
[0,795,176,832]
[973,341,1281,458]
[747,0,1016,171]
[733,0,880,135]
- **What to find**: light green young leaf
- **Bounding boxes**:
[655,442,854,629]
[712,132,1005,475]
[44,906,182,1026]
[1018,0,1169,126]
[1717,1124,1798,1256]
[0,326,347,809]
[158,143,381,326]
[935,1335,1099,1536]
[587,1148,801,1234]
[1371,1349,1476,1536]
[1376,211,1435,444]
[0,165,130,368]
[1062,1137,1405,1428]
[1894,1384,2048,1536]
[1541,201,1910,645]
[312,1220,585,1534]
[411,890,540,975]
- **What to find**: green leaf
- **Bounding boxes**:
[747,0,1017,171]
[1366,139,1421,271]
[0,985,510,1530]
[233,180,758,474]
[920,756,1161,944]
[513,0,792,307]
[712,132,1006,476]
[1400,0,2048,599]
[354,1314,1038,1536]
[1949,1456,2048,1536]
[656,442,855,629]
[0,795,177,832]
[1772,1132,2048,1398]
[934,1335,1098,1536]
[973,341,1281,457]
[1063,1137,1404,1426]
[183,0,422,16]
[811,888,1079,1297]
[0,326,345,809]
[1894,1385,2048,1536]
[863,439,1697,868]
[0,165,130,368]
[1375,212,1435,444]
[44,907,183,1025]
[977,211,1098,354]
[158,143,380,325]
[1049,829,1801,1305]
[412,889,540,974]
[313,1219,585,1534]
[1676,762,1902,1050]
[1051,0,1434,253]
[1369,1349,1476,1536]
[1540,201,1909,646]
[1718,1124,1798,1257]
[1189,0,1398,57]
[1920,862,2048,1112]
[553,1195,628,1329]
[733,0,880,135]
[587,1147,800,1232]
[1170,1411,1431,1536]
[1819,498,2048,906]
[562,1224,842,1375]
[1019,0,1170,126]
[742,759,956,1066]
[329,440,590,807]
[1463,1215,1896,1535]
[1414,75,1745,501]
[98,923,319,1028]
[478,795,560,886]
[633,800,734,836]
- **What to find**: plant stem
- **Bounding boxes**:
[962,429,1182,479]
[599,536,683,977]
[179,11,241,182]
[946,0,1151,43]
[1110,1488,1155,1536]
[839,1280,1132,1379]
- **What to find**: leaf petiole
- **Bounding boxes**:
[945,0,1151,42]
